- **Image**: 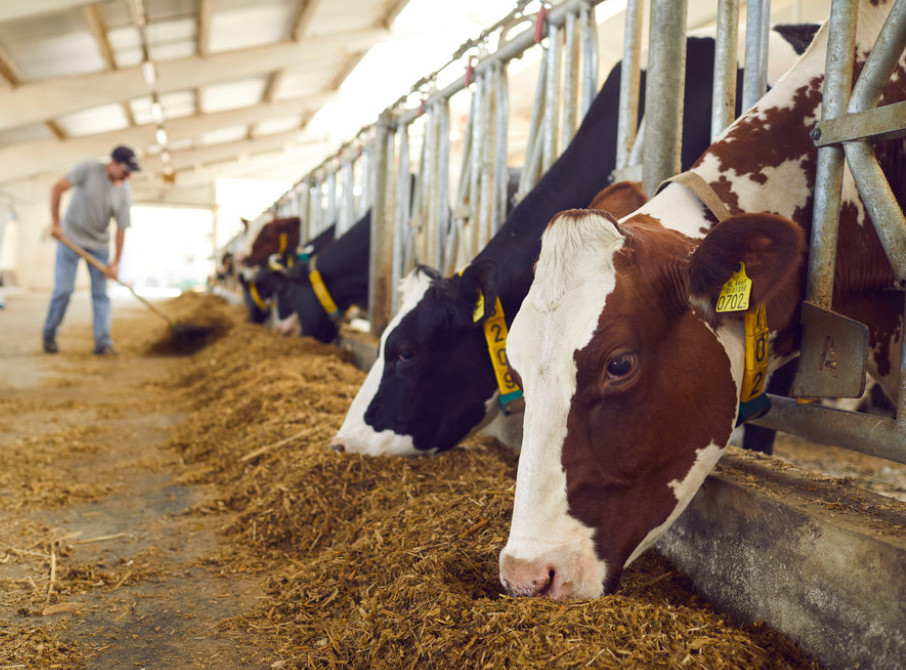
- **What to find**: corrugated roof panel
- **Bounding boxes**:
[130,90,197,124]
[199,125,249,146]
[201,76,268,113]
[106,24,143,68]
[146,17,197,61]
[0,11,105,80]
[56,103,130,136]
[0,123,54,146]
[254,115,304,137]
[208,1,294,53]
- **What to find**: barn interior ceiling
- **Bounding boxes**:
[0,0,831,210]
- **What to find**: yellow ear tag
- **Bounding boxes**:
[716,262,752,313]
[473,290,485,322]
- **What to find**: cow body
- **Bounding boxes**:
[500,1,904,599]
[236,219,336,324]
[334,27,817,457]
[259,212,372,343]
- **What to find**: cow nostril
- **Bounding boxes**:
[331,442,346,453]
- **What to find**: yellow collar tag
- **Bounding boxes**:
[309,268,342,320]
[248,281,270,311]
[478,292,524,414]
[741,303,769,402]
[716,262,752,313]
[278,232,288,255]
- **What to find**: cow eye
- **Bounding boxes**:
[397,348,415,364]
[606,353,635,379]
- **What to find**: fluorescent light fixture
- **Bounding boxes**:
[161,150,171,163]
[155,127,168,145]
[141,61,156,85]
[150,101,164,123]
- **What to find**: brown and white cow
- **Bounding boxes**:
[500,0,904,599]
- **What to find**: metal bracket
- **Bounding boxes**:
[791,302,868,399]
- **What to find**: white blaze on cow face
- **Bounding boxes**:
[332,270,433,457]
[500,210,625,599]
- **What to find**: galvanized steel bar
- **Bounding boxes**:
[469,81,483,257]
[341,154,355,232]
[848,0,906,113]
[806,0,857,307]
[394,123,412,302]
[580,2,598,118]
[424,110,440,268]
[517,54,548,199]
[477,66,495,252]
[844,141,906,282]
[561,11,579,149]
[711,0,740,141]
[616,0,643,171]
[542,22,562,174]
[493,62,509,236]
[752,394,906,465]
[369,115,395,336]
[741,0,771,112]
[436,100,451,270]
[642,0,688,198]
[326,169,339,234]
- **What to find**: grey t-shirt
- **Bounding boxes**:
[62,160,132,251]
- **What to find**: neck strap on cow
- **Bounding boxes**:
[472,289,525,416]
[309,255,344,322]
[662,172,770,426]
[248,281,271,311]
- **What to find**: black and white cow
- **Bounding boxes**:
[332,26,818,456]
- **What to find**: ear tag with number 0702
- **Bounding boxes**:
[716,262,752,313]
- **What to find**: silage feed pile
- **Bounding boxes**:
[163,297,821,669]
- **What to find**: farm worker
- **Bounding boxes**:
[42,146,140,356]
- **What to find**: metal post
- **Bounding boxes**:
[435,100,451,270]
[493,62,509,236]
[369,114,395,337]
[741,0,771,112]
[392,122,412,314]
[616,0,643,171]
[542,22,562,173]
[642,0,688,198]
[561,11,579,149]
[517,54,548,200]
[580,2,598,118]
[711,0,740,141]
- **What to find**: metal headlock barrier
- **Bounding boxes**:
[752,0,906,466]
[232,0,905,466]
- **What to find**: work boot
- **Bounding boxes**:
[43,336,58,354]
[93,343,116,356]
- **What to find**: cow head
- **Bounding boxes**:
[332,262,503,456]
[499,208,804,598]
[237,217,300,267]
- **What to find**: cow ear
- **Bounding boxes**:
[240,217,249,231]
[587,181,648,219]
[687,213,805,322]
[459,259,501,325]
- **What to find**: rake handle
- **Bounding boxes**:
[58,235,176,325]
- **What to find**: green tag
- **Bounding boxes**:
[473,290,485,322]
[716,262,752,313]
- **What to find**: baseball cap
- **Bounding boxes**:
[111,146,141,173]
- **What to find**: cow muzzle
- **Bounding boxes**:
[499,547,607,600]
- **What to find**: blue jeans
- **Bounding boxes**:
[43,242,112,349]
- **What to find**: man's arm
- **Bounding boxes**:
[49,177,72,240]
[107,227,126,280]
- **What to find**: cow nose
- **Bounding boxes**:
[499,554,562,598]
[330,439,346,453]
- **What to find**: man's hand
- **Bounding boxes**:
[50,223,63,240]
[106,259,120,280]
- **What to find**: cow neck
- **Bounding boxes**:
[464,272,524,416]
[659,171,770,425]
[306,214,372,319]
[308,255,343,322]
[247,280,271,311]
